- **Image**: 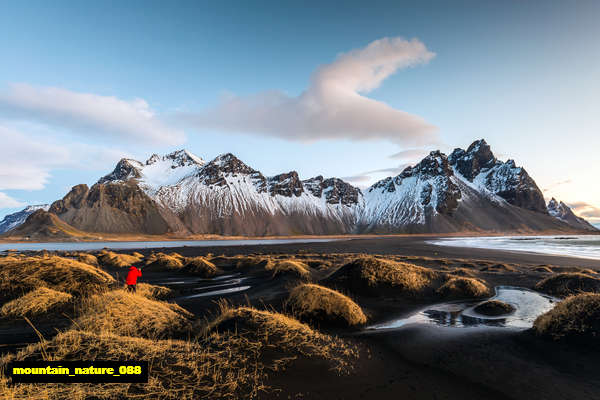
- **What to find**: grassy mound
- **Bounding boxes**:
[0,255,115,299]
[265,259,310,279]
[328,256,438,296]
[1,307,357,400]
[288,284,367,327]
[0,287,72,319]
[203,303,357,370]
[479,263,517,272]
[97,251,142,268]
[436,277,491,299]
[184,257,219,277]
[76,253,98,266]
[145,252,184,269]
[235,255,273,270]
[534,293,600,342]
[474,300,515,316]
[135,283,173,300]
[535,273,600,297]
[76,290,192,339]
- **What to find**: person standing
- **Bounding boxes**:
[125,264,142,292]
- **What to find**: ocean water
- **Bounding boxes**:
[0,238,340,252]
[429,235,600,260]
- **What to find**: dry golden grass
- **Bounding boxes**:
[331,256,438,296]
[76,290,192,339]
[135,283,173,300]
[265,259,311,279]
[234,255,273,270]
[288,284,367,326]
[535,273,600,297]
[0,255,115,299]
[184,257,219,277]
[534,293,600,342]
[203,303,357,371]
[0,287,72,319]
[0,302,358,399]
[76,253,98,266]
[131,251,145,259]
[436,276,491,299]
[97,251,142,268]
[144,252,184,269]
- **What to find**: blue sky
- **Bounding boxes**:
[0,0,599,224]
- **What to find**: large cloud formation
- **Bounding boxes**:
[182,37,437,145]
[0,84,185,145]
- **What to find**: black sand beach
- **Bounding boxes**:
[2,236,600,399]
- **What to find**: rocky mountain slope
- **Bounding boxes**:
[0,204,49,233]
[7,209,92,239]
[547,198,597,231]
[3,140,596,237]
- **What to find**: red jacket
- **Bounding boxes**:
[125,266,142,285]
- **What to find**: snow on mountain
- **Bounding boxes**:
[0,204,50,233]
[547,198,598,231]
[42,141,595,236]
[448,139,547,213]
[92,150,363,235]
[361,151,460,228]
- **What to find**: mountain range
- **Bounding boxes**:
[1,139,597,238]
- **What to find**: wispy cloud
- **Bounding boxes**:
[0,125,129,192]
[343,163,412,187]
[388,148,429,161]
[566,201,600,222]
[180,37,437,145]
[543,179,573,193]
[0,84,185,145]
[0,192,23,208]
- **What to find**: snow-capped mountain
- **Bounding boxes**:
[359,139,594,233]
[547,198,597,231]
[0,204,49,233]
[25,139,595,237]
[48,150,363,235]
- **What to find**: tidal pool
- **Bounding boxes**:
[368,286,559,330]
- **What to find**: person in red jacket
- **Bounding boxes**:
[125,265,142,292]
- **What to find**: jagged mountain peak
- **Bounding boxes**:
[547,197,598,231]
[205,153,258,175]
[98,158,143,184]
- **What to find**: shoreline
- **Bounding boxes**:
[1,229,598,244]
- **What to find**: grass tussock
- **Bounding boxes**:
[535,273,600,297]
[97,251,142,268]
[265,259,311,279]
[203,303,357,372]
[436,276,491,299]
[235,255,273,270]
[76,290,192,339]
[144,252,184,270]
[474,300,515,316]
[135,283,173,300]
[329,256,438,296]
[184,257,219,277]
[534,293,600,342]
[288,284,367,327]
[76,253,98,266]
[0,287,72,319]
[0,255,115,299]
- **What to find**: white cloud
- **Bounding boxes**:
[0,125,129,191]
[388,148,429,161]
[0,84,185,145]
[181,37,437,145]
[0,192,23,208]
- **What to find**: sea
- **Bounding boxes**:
[429,235,600,260]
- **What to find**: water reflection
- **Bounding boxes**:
[368,286,559,330]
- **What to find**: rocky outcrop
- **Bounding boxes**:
[4,210,89,239]
[548,198,598,231]
[449,139,547,213]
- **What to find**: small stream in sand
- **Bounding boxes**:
[368,286,560,330]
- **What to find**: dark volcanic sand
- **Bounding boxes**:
[3,236,600,399]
